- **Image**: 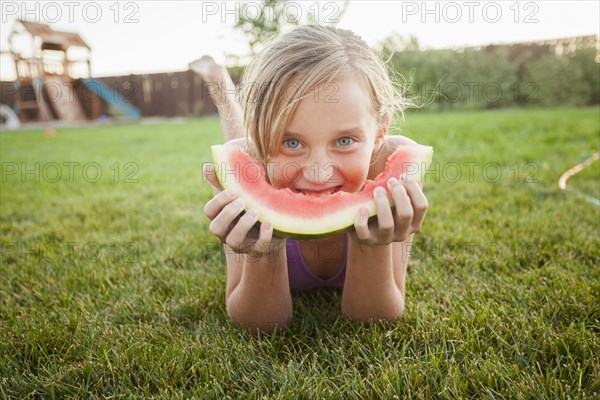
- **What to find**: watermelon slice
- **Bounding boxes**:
[211,143,433,239]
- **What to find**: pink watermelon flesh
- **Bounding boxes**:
[211,143,433,239]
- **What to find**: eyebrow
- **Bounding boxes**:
[284,127,365,138]
[335,127,366,136]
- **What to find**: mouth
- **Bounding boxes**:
[294,186,342,197]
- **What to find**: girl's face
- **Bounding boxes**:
[267,78,386,196]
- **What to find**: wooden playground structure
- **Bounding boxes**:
[5,19,139,123]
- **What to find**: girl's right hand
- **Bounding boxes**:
[202,164,284,258]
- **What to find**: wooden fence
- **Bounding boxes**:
[0,69,240,120]
[98,70,222,117]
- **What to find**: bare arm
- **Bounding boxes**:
[341,239,406,323]
[225,243,293,333]
[203,154,291,334]
[342,134,425,323]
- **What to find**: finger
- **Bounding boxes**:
[208,198,246,239]
[374,186,395,241]
[401,176,428,232]
[253,220,276,256]
[202,163,223,192]
[389,178,413,220]
[388,178,413,241]
[353,206,372,242]
[225,208,261,249]
[203,188,238,220]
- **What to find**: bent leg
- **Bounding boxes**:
[190,56,243,141]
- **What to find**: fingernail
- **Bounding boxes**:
[233,198,245,208]
[388,178,398,188]
[400,173,408,183]
[224,188,237,198]
[247,208,260,218]
[263,221,272,230]
[374,187,386,197]
[359,207,368,217]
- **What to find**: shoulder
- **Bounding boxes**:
[368,135,419,179]
[381,136,419,161]
[224,137,260,160]
[383,135,418,147]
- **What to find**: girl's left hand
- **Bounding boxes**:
[351,176,428,246]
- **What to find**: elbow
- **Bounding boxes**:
[227,310,291,334]
[234,319,290,335]
[341,293,405,325]
[343,308,405,326]
[226,295,292,335]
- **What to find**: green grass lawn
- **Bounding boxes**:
[1,108,599,398]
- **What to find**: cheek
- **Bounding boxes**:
[340,164,369,191]
[337,146,374,191]
[267,160,303,189]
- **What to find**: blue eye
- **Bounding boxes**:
[284,139,301,149]
[337,137,354,147]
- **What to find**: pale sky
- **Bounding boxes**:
[1,0,599,80]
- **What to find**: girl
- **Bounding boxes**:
[193,25,428,333]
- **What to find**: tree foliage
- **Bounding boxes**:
[233,0,349,55]
[232,5,598,110]
[379,37,599,111]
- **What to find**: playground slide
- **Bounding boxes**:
[44,76,86,121]
[81,78,141,118]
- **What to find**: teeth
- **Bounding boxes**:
[299,187,338,197]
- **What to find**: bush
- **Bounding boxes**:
[382,40,599,111]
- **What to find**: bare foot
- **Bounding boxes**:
[189,55,226,84]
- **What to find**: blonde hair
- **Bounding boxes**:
[240,25,408,162]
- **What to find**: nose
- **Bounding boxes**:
[301,150,337,185]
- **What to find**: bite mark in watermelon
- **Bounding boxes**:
[210,143,433,239]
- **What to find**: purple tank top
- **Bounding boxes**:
[286,233,348,290]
